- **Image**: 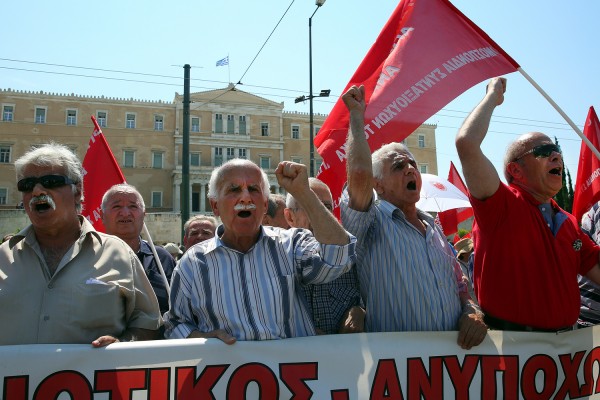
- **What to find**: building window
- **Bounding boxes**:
[151,191,163,208]
[227,114,234,134]
[126,113,136,129]
[154,115,164,131]
[239,115,247,135]
[238,148,247,159]
[260,156,270,170]
[35,107,46,124]
[2,105,14,122]
[291,157,301,164]
[215,114,223,133]
[191,117,200,132]
[214,147,223,166]
[152,151,164,169]
[226,147,235,161]
[190,152,200,166]
[66,109,77,126]
[0,146,11,163]
[418,135,425,148]
[420,164,428,174]
[292,125,300,139]
[97,111,107,127]
[123,150,135,168]
[261,122,269,136]
[314,126,321,136]
[0,188,6,205]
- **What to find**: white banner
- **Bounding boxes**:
[1,327,599,399]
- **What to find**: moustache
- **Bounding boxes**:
[233,204,257,211]
[29,194,57,211]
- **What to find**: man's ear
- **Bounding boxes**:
[209,199,220,216]
[506,161,523,182]
[283,208,295,227]
[373,179,384,195]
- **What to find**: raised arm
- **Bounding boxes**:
[276,161,349,245]
[343,85,374,211]
[455,77,506,200]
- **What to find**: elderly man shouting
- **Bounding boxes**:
[164,159,356,344]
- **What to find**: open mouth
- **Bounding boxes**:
[34,203,52,212]
[407,180,417,190]
[237,211,252,218]
[549,167,562,176]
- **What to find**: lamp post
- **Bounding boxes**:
[307,0,326,177]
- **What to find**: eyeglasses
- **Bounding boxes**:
[17,175,77,192]
[513,143,561,162]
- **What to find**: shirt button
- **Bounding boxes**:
[48,283,53,289]
[43,316,50,321]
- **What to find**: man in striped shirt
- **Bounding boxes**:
[341,85,487,350]
[164,159,357,343]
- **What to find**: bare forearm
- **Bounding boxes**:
[347,110,374,211]
[295,190,350,245]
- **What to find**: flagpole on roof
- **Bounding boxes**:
[228,53,231,84]
[518,67,600,161]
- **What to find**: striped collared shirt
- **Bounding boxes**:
[341,190,464,333]
[164,225,356,340]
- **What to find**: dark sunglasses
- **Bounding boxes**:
[17,175,77,192]
[513,143,561,161]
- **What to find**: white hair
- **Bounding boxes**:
[101,183,145,212]
[371,142,413,179]
[207,158,270,200]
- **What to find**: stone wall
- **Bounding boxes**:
[0,211,193,245]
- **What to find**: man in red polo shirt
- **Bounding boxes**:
[455,77,600,331]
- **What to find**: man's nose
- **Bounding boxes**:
[31,183,47,195]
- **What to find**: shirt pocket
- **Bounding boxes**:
[70,282,124,330]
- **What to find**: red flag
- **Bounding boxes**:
[314,0,519,210]
[81,116,126,232]
[572,107,600,223]
[438,161,474,235]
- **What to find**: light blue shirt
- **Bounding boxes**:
[164,225,356,340]
[341,190,464,332]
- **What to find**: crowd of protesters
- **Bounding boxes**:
[1,77,599,348]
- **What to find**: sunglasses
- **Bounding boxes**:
[513,143,561,161]
[17,175,77,192]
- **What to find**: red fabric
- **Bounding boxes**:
[314,0,519,213]
[81,116,126,232]
[438,162,474,235]
[470,183,599,329]
[572,106,600,223]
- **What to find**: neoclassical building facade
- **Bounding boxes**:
[0,86,438,213]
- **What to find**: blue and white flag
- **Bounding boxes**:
[216,56,229,67]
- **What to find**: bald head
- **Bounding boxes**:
[503,132,552,183]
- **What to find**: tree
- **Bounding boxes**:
[553,137,574,212]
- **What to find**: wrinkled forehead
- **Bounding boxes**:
[190,220,215,231]
[220,165,262,187]
[384,150,415,164]
[108,191,142,206]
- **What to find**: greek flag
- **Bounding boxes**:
[216,56,229,67]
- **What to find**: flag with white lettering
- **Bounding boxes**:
[572,107,600,223]
[438,161,473,235]
[216,56,229,67]
[81,116,126,232]
[314,0,519,209]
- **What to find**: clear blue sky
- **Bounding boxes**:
[2,0,598,183]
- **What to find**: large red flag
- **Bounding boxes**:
[572,107,600,223]
[314,0,519,209]
[438,161,474,235]
[81,116,126,232]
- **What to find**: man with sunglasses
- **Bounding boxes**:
[284,177,364,334]
[0,142,162,346]
[456,77,600,332]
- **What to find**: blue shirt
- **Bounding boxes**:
[341,190,464,333]
[164,225,356,340]
[137,240,175,314]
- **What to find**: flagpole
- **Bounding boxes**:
[228,53,231,83]
[518,68,600,161]
[142,223,171,300]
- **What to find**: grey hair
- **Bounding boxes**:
[14,142,84,212]
[207,158,270,200]
[101,183,145,212]
[371,142,413,180]
[266,193,286,218]
[184,214,218,234]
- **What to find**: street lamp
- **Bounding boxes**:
[308,0,326,177]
